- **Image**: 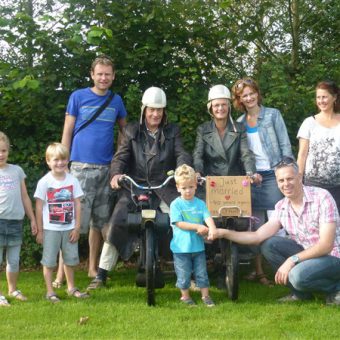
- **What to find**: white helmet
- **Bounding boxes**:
[142,87,166,108]
[140,87,167,124]
[208,85,231,101]
[207,84,231,112]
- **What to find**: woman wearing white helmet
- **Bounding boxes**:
[194,84,261,180]
[88,87,191,289]
[193,84,262,289]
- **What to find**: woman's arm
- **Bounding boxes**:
[297,138,309,176]
[273,109,294,158]
[239,126,256,174]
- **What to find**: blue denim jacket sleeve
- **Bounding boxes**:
[237,106,294,168]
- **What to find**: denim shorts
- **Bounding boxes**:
[0,219,23,247]
[173,251,210,289]
[41,229,79,267]
[71,163,111,234]
[0,244,21,272]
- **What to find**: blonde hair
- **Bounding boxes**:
[91,55,115,73]
[174,164,196,184]
[0,131,10,150]
[45,143,69,162]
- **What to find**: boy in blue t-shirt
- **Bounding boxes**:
[170,164,217,307]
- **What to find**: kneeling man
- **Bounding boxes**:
[213,158,340,304]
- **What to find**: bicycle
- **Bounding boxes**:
[119,173,174,306]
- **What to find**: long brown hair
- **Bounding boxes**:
[316,80,340,112]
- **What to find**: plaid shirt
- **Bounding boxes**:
[272,186,340,258]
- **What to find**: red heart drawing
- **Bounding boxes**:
[210,181,216,187]
[225,195,231,200]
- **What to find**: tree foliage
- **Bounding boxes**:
[0,0,339,265]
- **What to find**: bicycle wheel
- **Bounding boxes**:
[145,225,156,306]
[225,241,239,301]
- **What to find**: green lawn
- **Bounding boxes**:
[1,266,340,339]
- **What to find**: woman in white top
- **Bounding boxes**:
[297,80,340,211]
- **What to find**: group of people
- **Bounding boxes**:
[0,55,339,307]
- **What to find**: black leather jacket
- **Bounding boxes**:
[108,121,191,259]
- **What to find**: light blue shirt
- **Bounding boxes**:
[170,196,211,253]
[237,105,293,168]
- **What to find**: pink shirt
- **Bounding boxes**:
[272,186,340,258]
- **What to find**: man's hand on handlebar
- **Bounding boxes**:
[111,174,124,189]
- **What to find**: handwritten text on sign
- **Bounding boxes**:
[206,176,252,217]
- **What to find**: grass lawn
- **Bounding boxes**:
[1,264,340,339]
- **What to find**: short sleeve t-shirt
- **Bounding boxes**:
[66,88,127,165]
[0,164,26,219]
[297,117,340,186]
[34,172,83,231]
[170,196,211,253]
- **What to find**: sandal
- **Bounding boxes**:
[256,274,274,287]
[244,272,273,286]
[0,295,10,307]
[87,278,104,290]
[67,288,90,299]
[9,290,27,301]
[52,280,64,289]
[244,271,257,281]
[180,297,197,306]
[46,293,61,304]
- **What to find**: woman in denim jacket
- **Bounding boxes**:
[232,78,294,285]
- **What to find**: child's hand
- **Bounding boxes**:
[31,220,38,236]
[69,229,80,243]
[196,225,209,236]
[36,230,43,244]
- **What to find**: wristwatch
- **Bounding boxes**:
[291,255,300,264]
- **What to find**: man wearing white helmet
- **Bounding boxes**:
[88,87,191,289]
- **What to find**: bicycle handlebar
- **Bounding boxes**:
[119,173,174,190]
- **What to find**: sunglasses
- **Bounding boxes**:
[274,157,298,170]
[235,78,255,90]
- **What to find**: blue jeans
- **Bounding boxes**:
[173,251,209,289]
[261,236,340,298]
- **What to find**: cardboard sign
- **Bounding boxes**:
[206,176,252,217]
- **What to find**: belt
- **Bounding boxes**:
[71,162,110,169]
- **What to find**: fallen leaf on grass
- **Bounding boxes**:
[78,316,89,325]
